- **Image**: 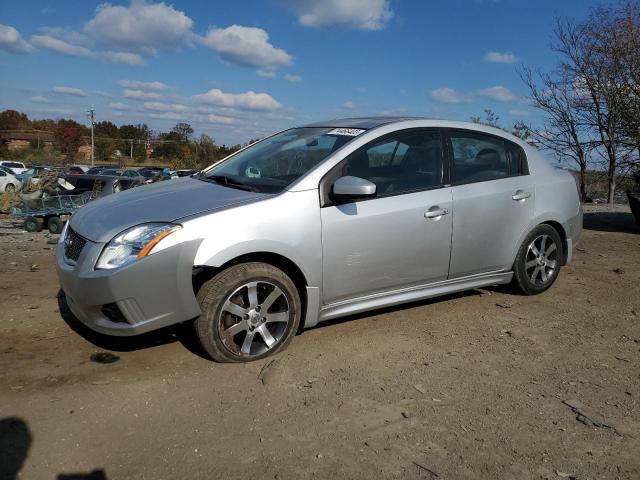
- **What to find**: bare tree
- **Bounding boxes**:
[519,67,592,200]
[552,4,640,203]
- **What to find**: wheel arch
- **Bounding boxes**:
[540,220,568,265]
[192,251,309,330]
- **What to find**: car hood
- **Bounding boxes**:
[70,177,269,243]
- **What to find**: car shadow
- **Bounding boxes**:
[583,210,638,233]
[56,290,210,360]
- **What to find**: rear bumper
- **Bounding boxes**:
[56,234,202,336]
[563,205,583,264]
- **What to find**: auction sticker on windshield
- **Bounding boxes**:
[327,128,366,136]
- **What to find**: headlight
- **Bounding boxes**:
[96,223,181,270]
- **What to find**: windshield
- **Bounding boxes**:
[202,127,361,193]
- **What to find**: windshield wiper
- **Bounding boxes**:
[202,175,259,192]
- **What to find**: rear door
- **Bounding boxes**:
[445,129,534,278]
[320,129,453,304]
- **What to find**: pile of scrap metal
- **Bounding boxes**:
[7,168,146,233]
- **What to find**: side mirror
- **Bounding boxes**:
[332,176,376,200]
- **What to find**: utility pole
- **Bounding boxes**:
[87,108,95,167]
[130,139,133,164]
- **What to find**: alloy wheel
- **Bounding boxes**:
[217,280,291,357]
[524,234,558,286]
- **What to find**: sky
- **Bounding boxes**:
[0,0,607,145]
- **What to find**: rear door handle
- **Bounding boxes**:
[512,190,531,201]
[424,207,450,219]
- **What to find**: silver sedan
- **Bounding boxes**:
[56,118,582,362]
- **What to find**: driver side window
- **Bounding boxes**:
[342,129,443,196]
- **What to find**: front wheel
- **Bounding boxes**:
[195,262,301,362]
[512,224,563,295]
[5,183,15,193]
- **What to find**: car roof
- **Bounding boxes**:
[301,116,420,129]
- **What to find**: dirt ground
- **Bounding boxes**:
[1,204,638,480]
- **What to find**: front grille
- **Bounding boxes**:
[64,227,86,261]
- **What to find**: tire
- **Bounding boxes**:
[5,183,15,193]
[23,217,43,233]
[512,224,563,295]
[47,216,64,235]
[195,262,301,363]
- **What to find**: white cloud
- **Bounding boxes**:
[200,25,292,70]
[84,0,194,53]
[99,51,144,66]
[143,101,189,112]
[484,51,518,64]
[280,0,393,30]
[479,86,516,102]
[31,34,144,65]
[0,24,33,54]
[123,89,162,100]
[284,74,302,83]
[430,87,469,104]
[509,109,529,116]
[31,34,91,57]
[52,86,87,97]
[340,101,357,110]
[148,110,238,125]
[31,96,49,103]
[193,88,282,111]
[109,102,129,110]
[257,69,277,78]
[118,80,168,90]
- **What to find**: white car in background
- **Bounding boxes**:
[0,168,21,192]
[0,160,27,175]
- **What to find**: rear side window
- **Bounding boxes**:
[449,131,526,184]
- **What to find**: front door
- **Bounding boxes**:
[320,129,453,304]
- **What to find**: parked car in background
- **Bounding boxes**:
[175,169,198,178]
[86,165,118,175]
[62,174,143,197]
[0,165,17,176]
[65,166,87,175]
[16,166,53,184]
[0,168,21,192]
[57,118,582,363]
[100,169,124,176]
[0,160,27,175]
[137,167,163,183]
[121,169,147,183]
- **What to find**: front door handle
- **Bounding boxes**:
[424,207,450,219]
[512,190,531,201]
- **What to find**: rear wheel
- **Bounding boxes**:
[5,183,15,193]
[195,262,301,362]
[512,224,563,295]
[47,216,64,234]
[23,217,43,233]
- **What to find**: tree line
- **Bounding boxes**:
[0,110,243,169]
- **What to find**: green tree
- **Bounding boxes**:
[172,122,194,143]
[0,109,31,131]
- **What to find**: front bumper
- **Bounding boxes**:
[56,232,202,336]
